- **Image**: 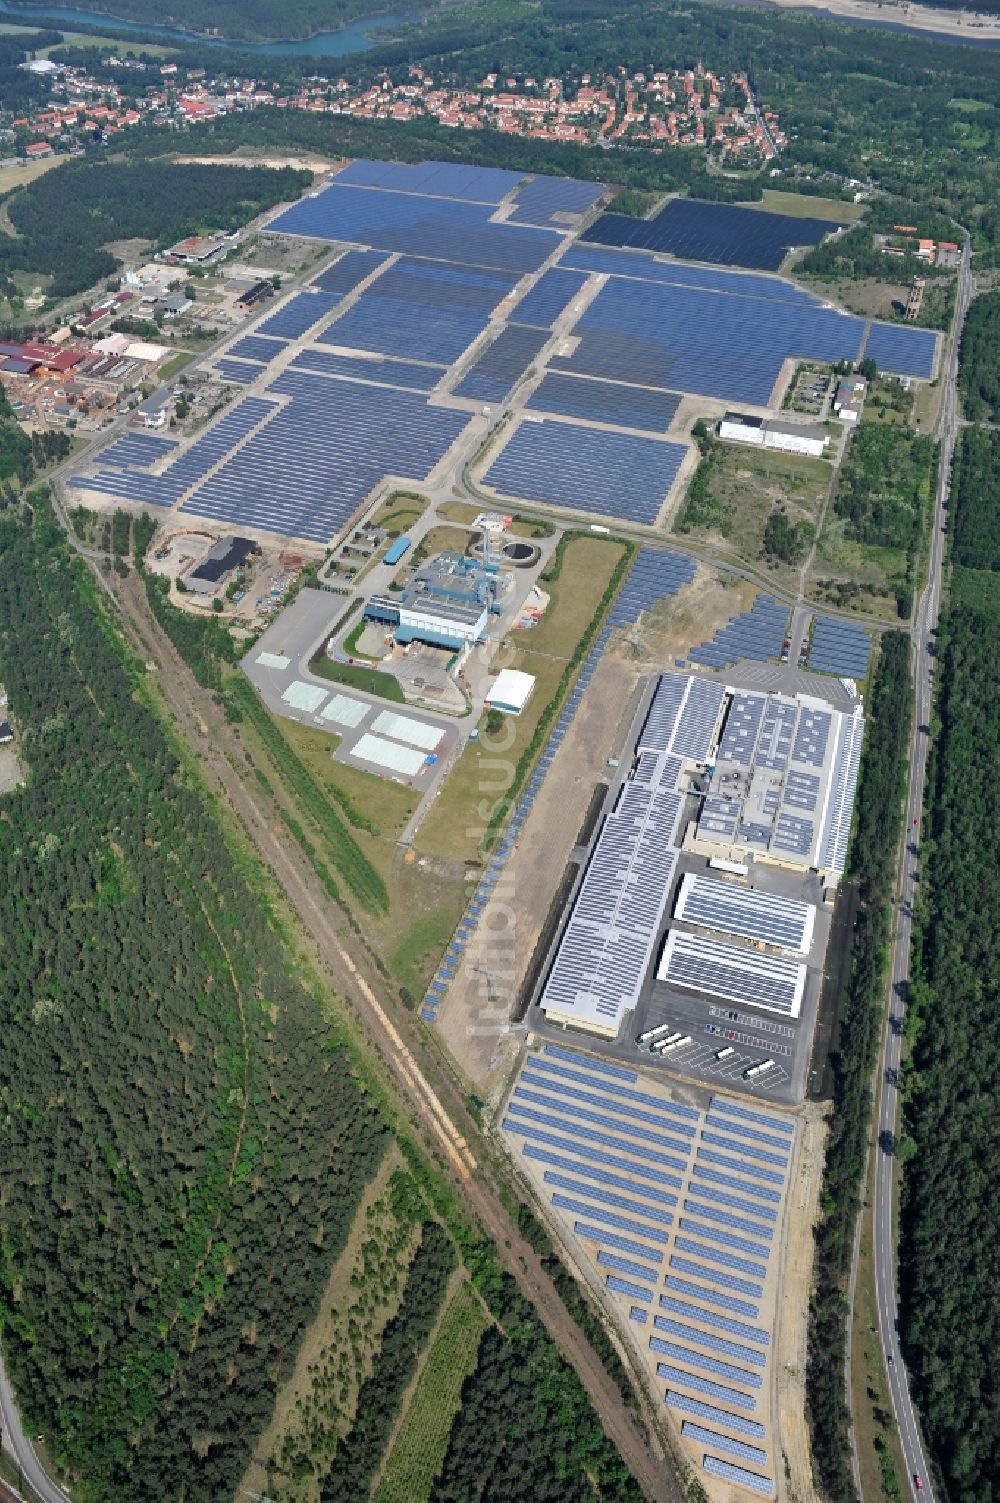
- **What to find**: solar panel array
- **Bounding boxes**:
[256,290,341,339]
[176,372,469,543]
[510,267,590,328]
[310,247,388,294]
[818,710,865,874]
[215,358,263,385]
[226,333,287,363]
[863,321,937,378]
[484,418,687,524]
[507,174,604,227]
[806,615,873,679]
[267,182,558,274]
[334,157,525,203]
[674,873,815,955]
[453,324,548,403]
[527,371,681,434]
[420,547,695,1022]
[688,595,789,669]
[561,243,828,306]
[96,432,178,468]
[292,347,443,391]
[319,256,518,365]
[659,931,807,1018]
[69,396,276,508]
[582,197,843,272]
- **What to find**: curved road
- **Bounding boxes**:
[869,233,972,1503]
[0,1360,70,1503]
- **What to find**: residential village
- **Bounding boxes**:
[8,53,785,162]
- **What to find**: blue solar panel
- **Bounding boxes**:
[666,1392,766,1440]
[256,291,340,339]
[597,1249,661,1282]
[552,1194,669,1245]
[674,1236,767,1280]
[660,1294,769,1346]
[226,334,287,362]
[179,377,469,543]
[485,419,686,523]
[522,1144,678,1206]
[529,1057,697,1129]
[703,1455,774,1496]
[670,1254,763,1300]
[691,594,789,666]
[864,322,937,378]
[215,358,263,385]
[654,1316,767,1369]
[701,1131,788,1169]
[505,1118,684,1186]
[655,1363,757,1412]
[684,1201,775,1240]
[268,183,558,274]
[704,1115,790,1155]
[681,1424,767,1468]
[606,1275,653,1304]
[562,242,826,306]
[685,1185,777,1223]
[543,1170,674,1226]
[528,372,681,433]
[664,1276,760,1321]
[544,1045,639,1084]
[650,1337,762,1389]
[454,325,549,404]
[291,347,443,391]
[508,174,604,227]
[806,615,873,677]
[96,432,177,468]
[710,1098,794,1136]
[511,268,589,328]
[582,198,842,272]
[334,158,525,203]
[516,1083,694,1156]
[552,272,864,406]
[311,247,388,294]
[575,1222,663,1261]
[507,1103,689,1174]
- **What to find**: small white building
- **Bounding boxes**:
[719,411,765,447]
[719,411,828,459]
[486,668,536,716]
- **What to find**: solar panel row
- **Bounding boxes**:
[582,198,843,272]
[310,247,388,294]
[484,418,687,523]
[256,290,341,339]
[507,174,604,227]
[527,370,681,433]
[335,157,525,204]
[510,267,589,328]
[453,324,548,403]
[292,347,443,391]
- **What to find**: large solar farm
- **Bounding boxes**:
[67,158,938,542]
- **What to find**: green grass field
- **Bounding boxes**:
[373,1280,489,1503]
[753,188,865,223]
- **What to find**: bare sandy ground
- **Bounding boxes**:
[765,0,1000,38]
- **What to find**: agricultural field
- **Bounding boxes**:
[372,1281,490,1503]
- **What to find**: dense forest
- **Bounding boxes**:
[0,30,63,112]
[0,496,391,1501]
[897,331,1000,1501]
[806,630,913,1503]
[0,159,309,298]
[0,387,70,488]
[957,289,1000,421]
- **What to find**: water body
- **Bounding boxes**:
[0,0,413,54]
[0,0,996,51]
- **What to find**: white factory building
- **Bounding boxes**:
[718,411,830,459]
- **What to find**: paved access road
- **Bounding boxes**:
[870,233,973,1503]
[0,1360,70,1503]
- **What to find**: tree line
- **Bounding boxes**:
[958,290,1000,421]
[806,630,913,1503]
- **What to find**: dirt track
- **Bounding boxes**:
[107,569,678,1503]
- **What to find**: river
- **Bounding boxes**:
[0,0,414,54]
[0,0,997,53]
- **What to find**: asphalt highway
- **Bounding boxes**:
[868,233,973,1503]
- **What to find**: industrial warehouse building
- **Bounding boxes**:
[718,411,830,458]
[364,550,509,651]
[537,671,863,1038]
[486,668,536,716]
[186,535,259,594]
